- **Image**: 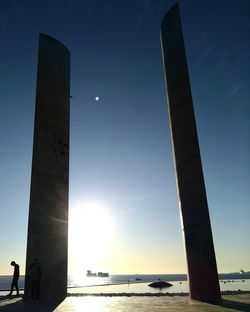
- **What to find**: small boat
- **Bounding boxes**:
[148,281,173,288]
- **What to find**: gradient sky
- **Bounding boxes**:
[0,0,249,276]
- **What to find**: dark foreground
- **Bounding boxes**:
[0,293,250,311]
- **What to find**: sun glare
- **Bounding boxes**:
[69,202,114,274]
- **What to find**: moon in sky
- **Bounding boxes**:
[95,96,100,101]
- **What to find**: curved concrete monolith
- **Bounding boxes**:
[24,34,70,304]
[160,4,221,303]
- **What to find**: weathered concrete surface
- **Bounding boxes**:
[0,294,249,311]
[25,34,70,302]
[160,4,221,303]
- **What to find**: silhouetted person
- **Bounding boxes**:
[8,261,19,296]
[27,258,41,300]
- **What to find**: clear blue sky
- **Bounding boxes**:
[0,0,249,276]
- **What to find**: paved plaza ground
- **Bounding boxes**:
[0,294,250,311]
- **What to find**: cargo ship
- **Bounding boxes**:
[86,270,109,277]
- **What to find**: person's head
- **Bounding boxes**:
[10,261,16,266]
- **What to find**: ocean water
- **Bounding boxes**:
[68,274,189,294]
[0,274,249,295]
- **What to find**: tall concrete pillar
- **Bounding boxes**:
[160,4,221,303]
[24,34,70,303]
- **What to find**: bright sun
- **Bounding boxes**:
[68,202,114,273]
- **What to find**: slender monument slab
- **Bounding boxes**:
[160,4,221,303]
[24,34,70,303]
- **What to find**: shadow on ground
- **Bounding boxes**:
[0,296,61,312]
[222,299,250,312]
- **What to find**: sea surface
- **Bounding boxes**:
[0,273,249,295]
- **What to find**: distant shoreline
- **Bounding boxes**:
[66,290,250,297]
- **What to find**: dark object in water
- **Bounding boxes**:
[148,281,173,288]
